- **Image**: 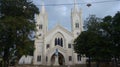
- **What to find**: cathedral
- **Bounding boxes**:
[33,0,86,66]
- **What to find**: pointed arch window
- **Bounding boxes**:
[60,38,63,47]
[55,38,58,46]
[58,38,60,45]
[46,56,48,62]
[39,24,43,29]
[68,44,71,48]
[46,44,50,49]
[75,23,79,28]
[77,54,81,61]
[54,38,63,47]
[69,56,72,61]
[77,32,80,35]
[37,55,41,62]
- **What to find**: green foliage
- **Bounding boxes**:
[74,31,102,57]
[85,15,101,31]
[0,0,39,66]
[0,0,39,19]
[111,12,120,57]
[74,12,120,67]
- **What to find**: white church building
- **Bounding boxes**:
[33,0,86,66]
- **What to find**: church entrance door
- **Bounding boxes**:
[51,52,65,65]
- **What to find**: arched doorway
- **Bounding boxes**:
[51,52,65,65]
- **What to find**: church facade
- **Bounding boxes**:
[33,0,86,66]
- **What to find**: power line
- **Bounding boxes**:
[35,0,120,6]
[91,0,120,4]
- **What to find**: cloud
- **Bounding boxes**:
[33,0,120,31]
[55,6,68,16]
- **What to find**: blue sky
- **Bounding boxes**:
[33,0,120,31]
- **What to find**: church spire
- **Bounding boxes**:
[41,0,46,13]
[71,0,83,38]
[74,0,78,11]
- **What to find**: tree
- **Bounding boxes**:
[74,30,102,67]
[111,11,120,67]
[74,15,113,67]
[101,12,120,67]
[0,0,39,66]
[74,15,102,67]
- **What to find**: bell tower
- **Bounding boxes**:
[71,0,83,38]
[36,1,48,38]
[34,1,48,65]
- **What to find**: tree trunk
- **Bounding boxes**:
[96,61,100,67]
[106,61,110,67]
[0,60,4,67]
[114,57,118,67]
[87,56,91,67]
[3,58,9,67]
[3,49,9,67]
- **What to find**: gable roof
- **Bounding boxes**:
[46,24,73,37]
